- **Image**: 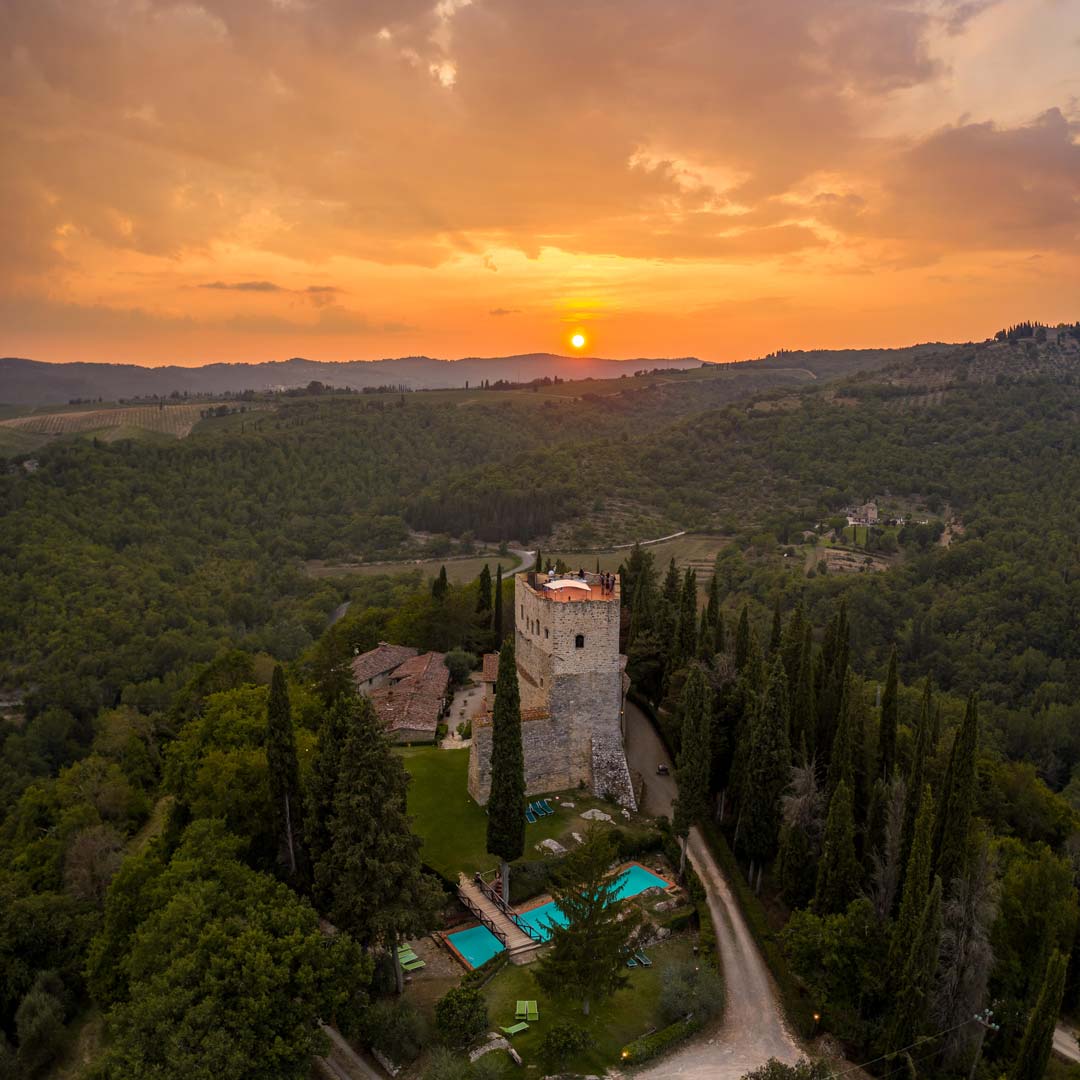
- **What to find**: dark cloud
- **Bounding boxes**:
[198,281,284,292]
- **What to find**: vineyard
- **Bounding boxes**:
[0,402,265,447]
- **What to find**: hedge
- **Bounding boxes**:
[700,822,816,1038]
[460,949,508,989]
[619,1015,703,1066]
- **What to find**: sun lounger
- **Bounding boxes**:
[626,955,638,968]
[635,951,652,967]
[401,958,425,971]
[540,799,554,814]
[526,1001,538,1022]
[528,801,543,816]
[515,1001,528,1020]
[500,1023,529,1037]
[525,808,536,824]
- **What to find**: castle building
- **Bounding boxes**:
[468,570,636,809]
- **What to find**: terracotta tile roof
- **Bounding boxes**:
[351,643,418,684]
[481,653,499,682]
[476,705,549,725]
[370,651,450,734]
[392,652,435,680]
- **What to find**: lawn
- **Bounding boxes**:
[398,746,651,882]
[480,934,696,1073]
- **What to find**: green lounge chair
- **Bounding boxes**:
[500,1022,529,1037]
[515,1001,528,1020]
[526,1001,538,1022]
[401,958,425,971]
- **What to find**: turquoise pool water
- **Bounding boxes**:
[445,864,670,969]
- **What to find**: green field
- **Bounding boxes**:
[399,746,646,880]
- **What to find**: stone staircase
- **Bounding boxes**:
[457,875,542,965]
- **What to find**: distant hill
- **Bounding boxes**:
[0,354,701,405]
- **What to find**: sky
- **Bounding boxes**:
[2,0,1079,367]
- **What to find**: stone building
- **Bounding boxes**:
[351,642,419,694]
[468,571,635,809]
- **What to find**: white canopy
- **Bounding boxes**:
[544,578,591,591]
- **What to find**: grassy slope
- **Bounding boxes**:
[481,935,695,1072]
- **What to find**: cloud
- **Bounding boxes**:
[489,307,520,316]
[198,280,284,292]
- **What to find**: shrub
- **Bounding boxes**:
[444,650,477,686]
[470,1051,509,1079]
[461,949,507,989]
[620,1015,702,1066]
[361,998,429,1064]
[656,906,696,934]
[508,859,554,904]
[659,959,725,1026]
[435,986,488,1048]
[15,985,66,1075]
[422,1047,472,1080]
[539,1022,593,1071]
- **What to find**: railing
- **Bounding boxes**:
[476,878,545,944]
[457,887,510,948]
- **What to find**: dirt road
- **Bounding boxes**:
[624,701,802,1078]
[1054,1023,1080,1063]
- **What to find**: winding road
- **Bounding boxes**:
[623,700,802,1078]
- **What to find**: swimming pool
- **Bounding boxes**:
[444,863,671,969]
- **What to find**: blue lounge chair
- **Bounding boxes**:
[626,955,638,968]
[540,799,554,814]
[525,808,537,824]
[635,951,652,967]
[530,801,548,817]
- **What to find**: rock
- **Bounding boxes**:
[581,808,613,822]
[621,808,632,819]
[537,838,567,855]
[560,801,575,808]
[469,1036,510,1062]
[572,832,585,844]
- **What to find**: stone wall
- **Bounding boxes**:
[468,711,582,804]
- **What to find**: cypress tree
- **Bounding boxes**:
[476,563,492,613]
[627,571,651,649]
[932,694,978,887]
[814,778,860,915]
[769,596,783,653]
[714,608,725,654]
[890,787,934,969]
[878,646,899,783]
[305,694,353,896]
[1007,949,1068,1080]
[696,607,712,661]
[705,573,721,639]
[779,601,806,691]
[739,657,791,872]
[824,669,852,803]
[899,680,932,885]
[673,666,713,874]
[886,876,943,1054]
[314,694,442,991]
[675,568,697,664]
[266,665,306,884]
[734,604,751,673]
[791,627,816,762]
[493,564,503,643]
[486,637,526,899]
[432,565,449,601]
[534,549,543,573]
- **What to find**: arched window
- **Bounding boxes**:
[575,634,585,649]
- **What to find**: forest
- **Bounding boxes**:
[2,333,1080,1076]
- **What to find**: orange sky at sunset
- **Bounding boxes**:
[2,0,1079,366]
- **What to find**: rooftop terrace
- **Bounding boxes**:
[519,570,619,603]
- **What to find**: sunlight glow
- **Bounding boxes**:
[571,332,586,349]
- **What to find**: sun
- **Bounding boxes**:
[570,332,586,350]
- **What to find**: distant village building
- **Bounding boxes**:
[469,571,636,810]
[846,501,879,527]
[351,643,449,742]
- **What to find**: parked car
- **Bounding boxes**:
[656,763,669,775]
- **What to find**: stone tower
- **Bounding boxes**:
[468,571,636,809]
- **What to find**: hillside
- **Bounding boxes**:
[0,353,701,405]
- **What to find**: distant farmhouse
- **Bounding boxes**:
[352,643,450,743]
[469,570,636,810]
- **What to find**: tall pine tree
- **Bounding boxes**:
[813,778,860,915]
[673,666,713,875]
[493,564,504,643]
[675,568,698,666]
[886,876,943,1054]
[734,604,751,673]
[791,627,816,762]
[1007,948,1068,1080]
[890,787,934,970]
[486,638,526,899]
[898,679,933,890]
[267,665,307,885]
[877,646,899,783]
[932,694,978,888]
[313,694,442,992]
[476,563,492,614]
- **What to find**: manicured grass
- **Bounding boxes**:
[398,746,638,881]
[481,935,694,1073]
